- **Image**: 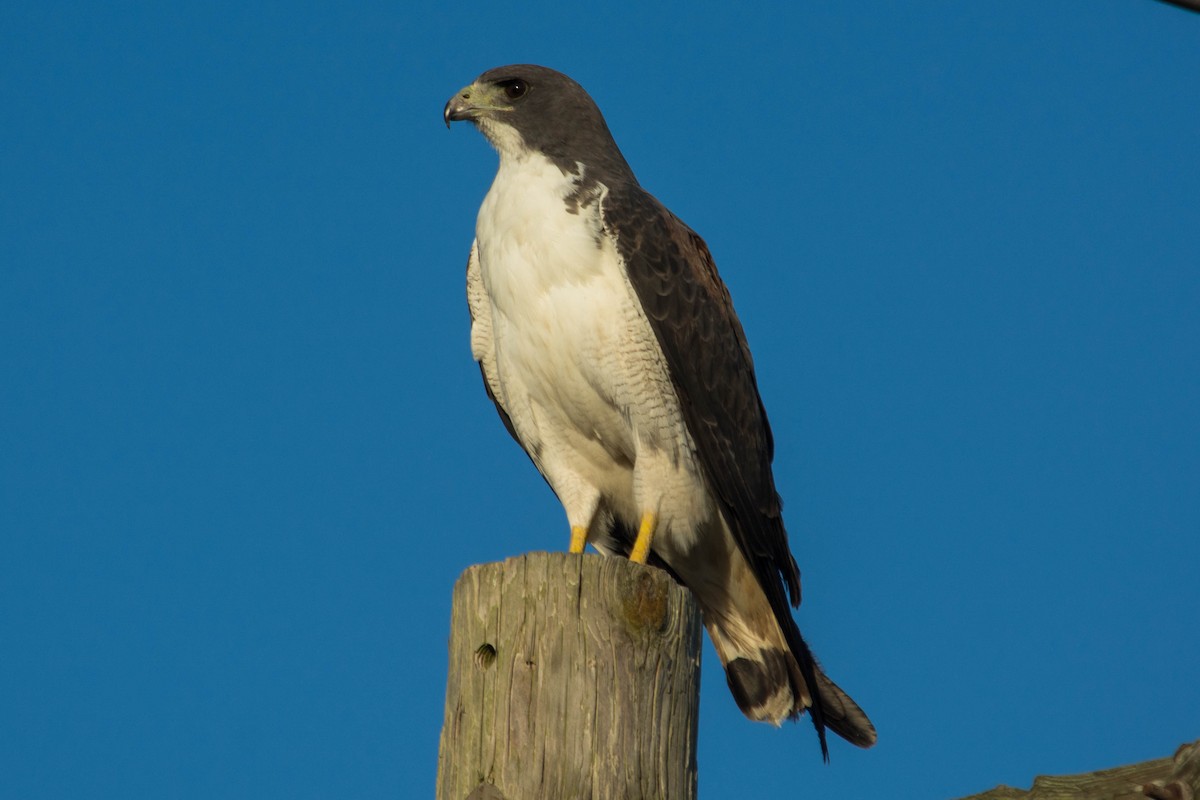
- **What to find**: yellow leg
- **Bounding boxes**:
[568,525,588,554]
[629,512,657,564]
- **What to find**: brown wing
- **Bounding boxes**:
[602,184,850,753]
[603,185,802,610]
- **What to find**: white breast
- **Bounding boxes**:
[471,151,714,554]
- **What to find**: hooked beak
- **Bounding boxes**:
[443,89,473,129]
[443,81,506,129]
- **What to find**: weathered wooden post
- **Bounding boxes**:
[957,739,1200,800]
[435,552,703,800]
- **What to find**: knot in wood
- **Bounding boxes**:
[620,567,670,633]
[1142,781,1192,800]
[473,643,497,671]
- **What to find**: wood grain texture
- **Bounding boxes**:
[959,739,1199,800]
[436,552,702,800]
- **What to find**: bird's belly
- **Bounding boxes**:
[474,153,712,551]
[489,265,639,465]
[476,174,647,460]
[483,247,714,551]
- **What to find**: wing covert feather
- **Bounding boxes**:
[603,186,803,609]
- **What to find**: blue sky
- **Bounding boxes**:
[2,2,1197,797]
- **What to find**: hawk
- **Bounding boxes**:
[444,65,876,757]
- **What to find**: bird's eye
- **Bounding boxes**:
[500,79,528,100]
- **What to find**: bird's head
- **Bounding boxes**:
[444,64,634,182]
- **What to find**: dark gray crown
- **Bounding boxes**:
[464,64,637,185]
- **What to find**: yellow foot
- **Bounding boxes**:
[568,525,588,554]
[629,512,657,564]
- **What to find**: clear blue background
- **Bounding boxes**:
[2,2,1197,798]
